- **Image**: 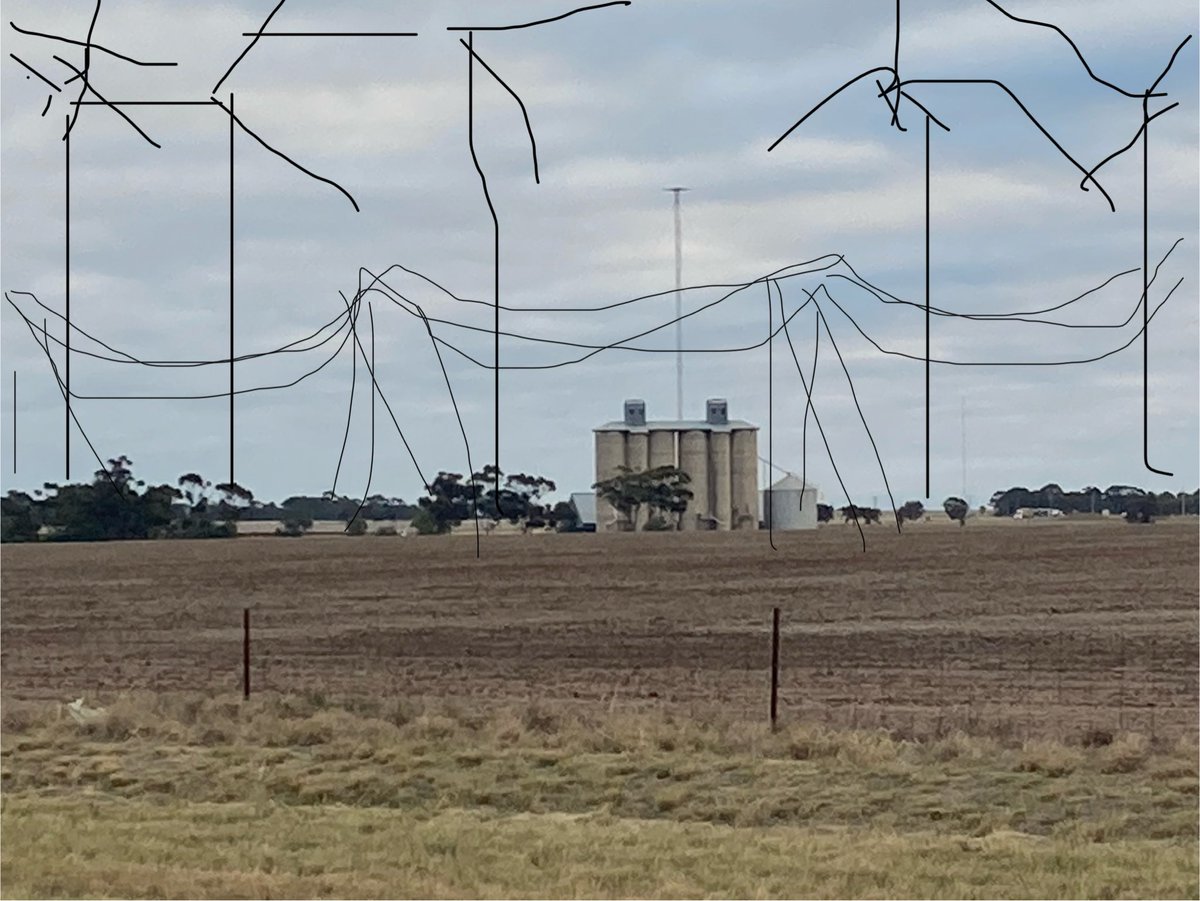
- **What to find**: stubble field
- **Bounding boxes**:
[2,518,1196,742]
[2,518,1198,898]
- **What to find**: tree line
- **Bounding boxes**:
[0,457,581,543]
[987,484,1198,517]
[3,456,1196,543]
[815,486,1198,528]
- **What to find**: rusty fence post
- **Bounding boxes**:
[243,607,251,699]
[770,607,781,730]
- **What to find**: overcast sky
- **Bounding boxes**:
[2,0,1197,509]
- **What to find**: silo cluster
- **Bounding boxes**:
[593,398,759,531]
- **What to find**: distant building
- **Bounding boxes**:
[1012,507,1065,519]
[569,492,597,531]
[593,398,759,531]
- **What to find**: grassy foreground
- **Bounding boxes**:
[2,692,1197,899]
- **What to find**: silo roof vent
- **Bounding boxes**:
[706,398,728,425]
[624,399,646,427]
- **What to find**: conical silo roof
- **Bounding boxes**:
[771,474,818,492]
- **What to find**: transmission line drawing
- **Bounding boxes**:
[766,0,1192,491]
[2,1,1195,554]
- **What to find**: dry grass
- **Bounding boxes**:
[2,692,1197,898]
[5,800,1196,900]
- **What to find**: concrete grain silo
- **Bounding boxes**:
[730,429,759,530]
[626,432,650,472]
[594,429,628,531]
[593,397,758,532]
[678,430,709,530]
[624,431,650,529]
[708,431,732,530]
[762,474,819,530]
[648,429,675,470]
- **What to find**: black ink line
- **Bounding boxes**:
[208,97,359,211]
[830,247,1174,323]
[368,255,842,314]
[448,1,630,32]
[769,67,894,151]
[243,31,417,37]
[362,256,835,316]
[885,77,1116,210]
[331,291,361,496]
[339,293,431,493]
[230,91,235,484]
[10,285,361,369]
[924,114,930,499]
[357,250,1162,366]
[213,0,288,94]
[356,252,1166,363]
[65,0,102,139]
[54,56,161,147]
[890,0,901,128]
[8,20,177,66]
[10,295,362,396]
[359,272,481,554]
[899,90,949,131]
[811,294,901,533]
[65,113,70,480]
[467,32,504,519]
[873,82,945,133]
[767,278,776,550]
[350,268,480,553]
[459,39,540,183]
[10,244,1170,388]
[346,302,377,531]
[19,315,130,501]
[1143,90,1172,477]
[775,51,1152,213]
[800,306,819,519]
[348,275,815,367]
[40,95,52,116]
[71,100,214,105]
[1080,102,1179,190]
[1139,37,1191,478]
[9,53,60,90]
[778,283,865,553]
[1150,36,1193,94]
[875,79,906,132]
[982,0,1172,99]
[818,280,1182,367]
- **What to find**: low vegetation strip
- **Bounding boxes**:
[2,693,1196,899]
[4,799,1196,900]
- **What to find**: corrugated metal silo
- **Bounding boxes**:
[594,430,627,531]
[678,429,709,530]
[762,475,819,530]
[730,429,759,529]
[708,431,732,530]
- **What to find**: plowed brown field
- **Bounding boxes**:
[3,520,1196,741]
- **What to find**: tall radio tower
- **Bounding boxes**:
[665,187,689,419]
